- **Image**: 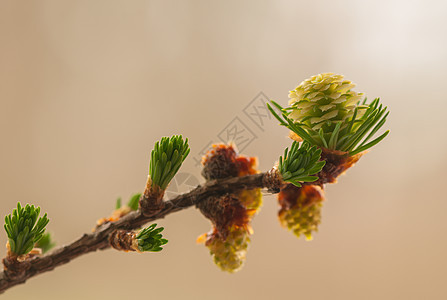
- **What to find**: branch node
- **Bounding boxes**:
[263,167,283,193]
[2,256,31,282]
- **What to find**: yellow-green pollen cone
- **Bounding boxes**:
[201,226,250,273]
[278,184,325,241]
[288,73,366,132]
[279,200,322,241]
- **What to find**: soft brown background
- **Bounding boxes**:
[1,1,446,299]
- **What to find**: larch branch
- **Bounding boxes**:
[0,172,274,293]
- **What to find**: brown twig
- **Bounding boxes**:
[0,172,276,293]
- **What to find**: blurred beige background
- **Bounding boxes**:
[1,0,446,299]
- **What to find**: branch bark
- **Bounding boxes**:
[0,172,275,293]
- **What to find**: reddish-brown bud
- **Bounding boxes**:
[313,148,364,185]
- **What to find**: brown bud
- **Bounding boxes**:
[196,194,249,240]
[139,177,165,217]
[314,148,364,185]
[109,230,138,252]
[2,254,31,281]
[201,144,239,180]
